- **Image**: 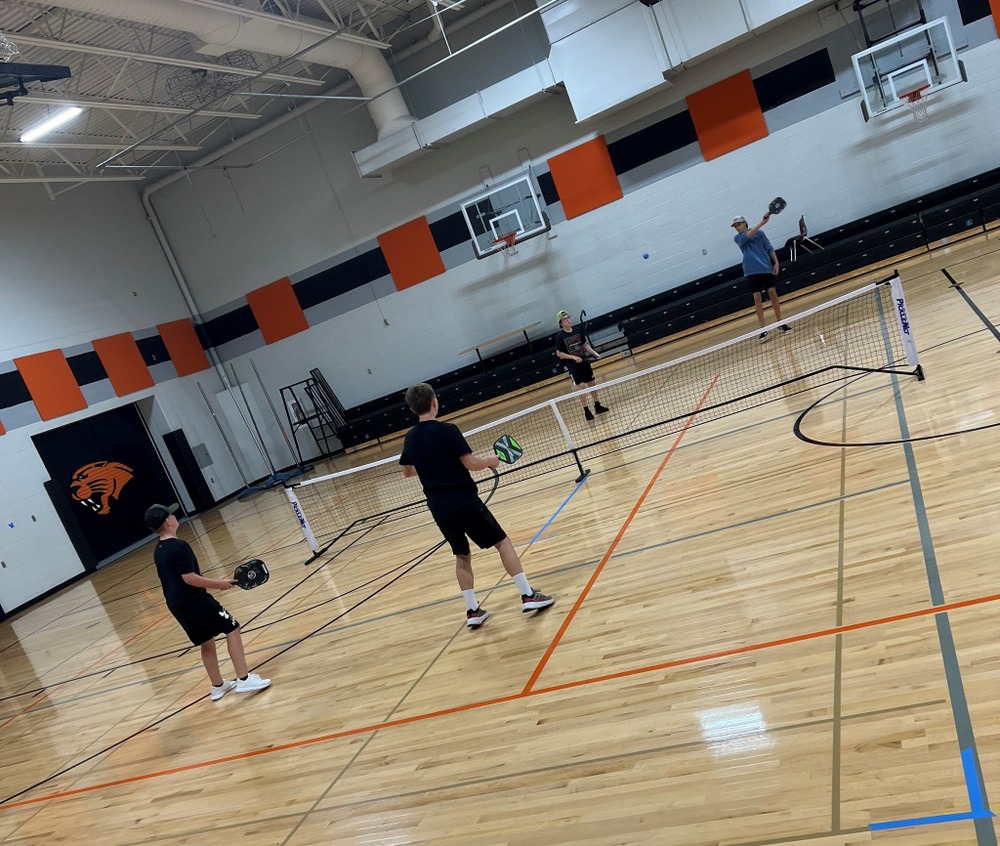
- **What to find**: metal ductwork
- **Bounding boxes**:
[41,0,416,138]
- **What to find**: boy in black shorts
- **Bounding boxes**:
[399,384,555,629]
[731,213,791,342]
[144,503,271,700]
[555,310,609,421]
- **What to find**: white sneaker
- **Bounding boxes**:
[235,673,271,694]
[210,680,236,701]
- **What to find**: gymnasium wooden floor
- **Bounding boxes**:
[2,234,1000,846]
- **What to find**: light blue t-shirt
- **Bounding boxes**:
[734,230,774,276]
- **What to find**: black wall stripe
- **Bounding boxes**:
[66,351,108,386]
[202,304,257,348]
[608,110,698,175]
[136,335,170,367]
[537,171,558,207]
[958,0,991,25]
[0,370,31,410]
[294,246,390,311]
[754,49,836,111]
[431,212,472,252]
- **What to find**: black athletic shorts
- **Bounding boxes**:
[567,360,594,385]
[746,273,777,296]
[432,500,507,556]
[170,593,240,646]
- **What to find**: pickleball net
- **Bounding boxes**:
[286,273,922,559]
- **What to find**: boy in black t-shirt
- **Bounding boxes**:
[144,503,271,700]
[399,384,555,629]
[555,310,609,421]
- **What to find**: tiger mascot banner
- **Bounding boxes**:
[32,405,179,563]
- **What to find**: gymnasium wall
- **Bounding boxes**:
[0,3,997,612]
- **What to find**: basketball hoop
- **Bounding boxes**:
[0,33,20,62]
[492,231,518,260]
[901,86,929,124]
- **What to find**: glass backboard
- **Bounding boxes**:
[460,174,550,259]
[851,17,966,121]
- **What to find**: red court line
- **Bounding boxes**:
[522,375,720,694]
[0,611,173,733]
[6,588,1000,811]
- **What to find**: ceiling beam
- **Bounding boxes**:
[0,142,201,151]
[0,176,145,183]
[14,95,261,119]
[11,34,324,86]
[171,0,391,49]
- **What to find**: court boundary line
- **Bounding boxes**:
[4,588,999,811]
[521,375,721,693]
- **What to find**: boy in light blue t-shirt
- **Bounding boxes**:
[732,212,790,342]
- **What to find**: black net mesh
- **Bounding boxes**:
[288,277,920,554]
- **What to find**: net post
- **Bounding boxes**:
[888,273,924,379]
[285,484,322,559]
[549,401,589,482]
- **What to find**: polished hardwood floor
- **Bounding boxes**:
[1,232,999,845]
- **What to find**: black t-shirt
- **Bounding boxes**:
[556,329,588,372]
[399,419,480,516]
[154,537,205,608]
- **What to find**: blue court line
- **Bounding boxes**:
[527,473,591,546]
[870,748,996,830]
[868,297,995,842]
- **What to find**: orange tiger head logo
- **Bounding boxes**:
[70,461,134,515]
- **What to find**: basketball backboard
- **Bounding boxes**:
[460,173,550,259]
[0,62,71,105]
[851,17,966,121]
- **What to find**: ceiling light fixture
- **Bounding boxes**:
[20,106,82,143]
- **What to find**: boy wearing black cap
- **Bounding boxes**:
[143,503,271,700]
[554,310,609,421]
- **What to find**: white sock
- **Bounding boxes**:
[512,573,532,597]
[462,589,479,611]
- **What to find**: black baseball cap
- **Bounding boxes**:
[143,503,179,531]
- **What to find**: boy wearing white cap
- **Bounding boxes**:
[555,310,609,421]
[731,212,790,342]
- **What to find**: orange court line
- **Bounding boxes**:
[0,611,173,733]
[522,375,720,694]
[5,588,1000,811]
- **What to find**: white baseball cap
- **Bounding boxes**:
[731,215,747,227]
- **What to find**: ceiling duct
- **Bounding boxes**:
[39,0,416,138]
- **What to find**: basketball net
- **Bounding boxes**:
[905,89,928,124]
[493,232,518,260]
[0,33,20,62]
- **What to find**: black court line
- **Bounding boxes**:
[0,473,505,806]
[942,268,1000,343]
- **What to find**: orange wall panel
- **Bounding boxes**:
[157,319,211,377]
[92,333,155,397]
[686,70,768,162]
[547,137,623,220]
[378,217,446,291]
[0,417,6,435]
[14,350,88,421]
[992,0,1000,35]
[246,277,309,344]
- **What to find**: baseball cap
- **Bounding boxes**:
[731,215,747,227]
[556,310,570,324]
[143,503,179,531]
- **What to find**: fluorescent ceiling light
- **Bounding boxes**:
[20,106,82,143]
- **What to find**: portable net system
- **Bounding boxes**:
[286,273,922,559]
